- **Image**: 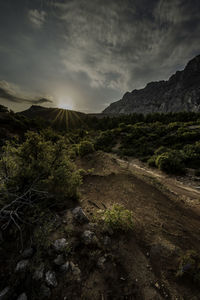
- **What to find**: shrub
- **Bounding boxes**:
[155,151,186,175]
[101,204,134,232]
[78,140,95,157]
[95,130,116,152]
[0,131,82,211]
[147,156,156,167]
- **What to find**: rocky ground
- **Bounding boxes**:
[0,151,200,299]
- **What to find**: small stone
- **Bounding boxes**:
[54,254,65,266]
[22,247,34,259]
[40,285,51,299]
[33,263,44,280]
[52,238,68,252]
[155,282,160,289]
[17,293,27,300]
[97,257,106,270]
[70,262,81,281]
[72,207,89,224]
[45,271,58,287]
[15,260,29,272]
[82,230,96,245]
[0,286,10,299]
[60,262,70,273]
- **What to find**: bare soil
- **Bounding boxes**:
[77,151,200,300]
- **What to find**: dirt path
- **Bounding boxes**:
[117,157,200,206]
[77,152,200,299]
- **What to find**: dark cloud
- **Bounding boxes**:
[0,0,200,112]
[0,82,53,105]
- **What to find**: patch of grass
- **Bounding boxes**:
[99,204,134,232]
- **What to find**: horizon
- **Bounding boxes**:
[0,0,200,113]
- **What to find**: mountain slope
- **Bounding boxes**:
[103,55,200,114]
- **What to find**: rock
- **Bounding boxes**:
[33,263,44,280]
[15,260,29,272]
[103,54,200,115]
[72,207,89,224]
[60,261,70,273]
[82,230,97,245]
[54,254,65,266]
[40,284,51,299]
[21,247,34,259]
[70,262,81,281]
[17,293,27,300]
[97,256,106,270]
[52,238,68,252]
[45,271,57,287]
[0,287,10,299]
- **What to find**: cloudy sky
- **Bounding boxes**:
[0,0,200,113]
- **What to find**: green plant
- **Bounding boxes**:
[78,140,95,157]
[155,151,186,175]
[100,204,134,232]
[0,131,82,235]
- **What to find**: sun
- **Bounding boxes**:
[58,97,74,110]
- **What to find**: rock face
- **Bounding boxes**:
[103,55,200,115]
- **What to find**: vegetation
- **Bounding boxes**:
[0,131,82,239]
[78,140,95,157]
[100,204,134,232]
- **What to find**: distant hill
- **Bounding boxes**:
[19,105,87,130]
[103,54,200,115]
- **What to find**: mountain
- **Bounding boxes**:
[103,55,200,114]
[19,105,86,130]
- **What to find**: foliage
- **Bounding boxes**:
[155,151,186,175]
[0,131,82,232]
[100,204,134,232]
[78,140,95,157]
[95,130,116,152]
[176,250,200,284]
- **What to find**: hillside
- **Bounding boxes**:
[103,55,200,114]
[19,105,86,130]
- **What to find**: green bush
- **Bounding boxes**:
[78,140,95,157]
[0,131,82,208]
[101,204,134,232]
[155,151,186,175]
[147,156,156,167]
[95,130,116,152]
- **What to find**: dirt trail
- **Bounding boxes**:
[118,157,200,206]
[77,152,200,299]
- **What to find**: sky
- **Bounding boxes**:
[0,0,200,113]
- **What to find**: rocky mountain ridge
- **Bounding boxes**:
[103,55,200,114]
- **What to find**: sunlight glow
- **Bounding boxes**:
[58,97,74,111]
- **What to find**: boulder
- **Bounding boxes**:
[45,271,57,287]
[72,207,89,224]
[0,287,10,300]
[54,254,65,266]
[82,230,97,245]
[15,260,29,272]
[52,238,68,252]
[60,261,70,273]
[17,293,27,300]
